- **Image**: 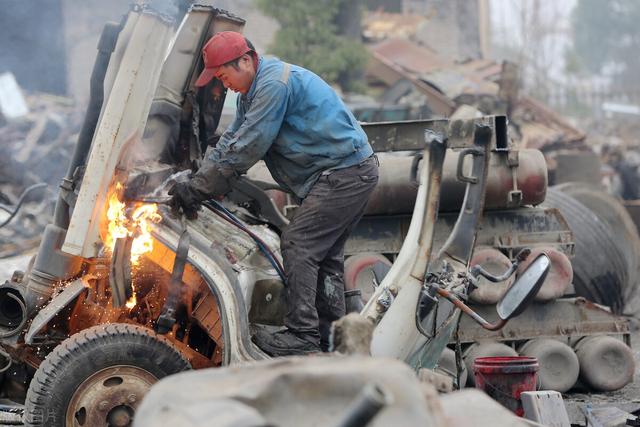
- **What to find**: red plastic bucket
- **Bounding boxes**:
[473,356,539,416]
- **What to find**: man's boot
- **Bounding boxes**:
[252,327,320,357]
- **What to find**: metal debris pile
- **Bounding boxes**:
[0,89,82,258]
[363,37,594,185]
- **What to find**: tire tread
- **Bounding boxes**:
[24,323,190,427]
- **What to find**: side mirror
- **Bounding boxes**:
[417,253,551,334]
[496,253,550,320]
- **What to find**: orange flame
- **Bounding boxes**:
[125,292,137,309]
[105,183,162,308]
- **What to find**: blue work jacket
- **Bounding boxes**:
[206,57,373,199]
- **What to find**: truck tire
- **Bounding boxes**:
[544,189,627,313]
[554,183,640,314]
[24,323,191,427]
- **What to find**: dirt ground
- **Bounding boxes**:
[0,253,33,280]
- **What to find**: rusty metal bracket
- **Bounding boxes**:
[156,228,190,334]
[506,149,523,207]
[454,298,630,344]
[25,278,90,344]
[227,176,290,230]
[110,237,133,307]
[436,124,492,264]
[456,148,484,184]
[362,116,508,152]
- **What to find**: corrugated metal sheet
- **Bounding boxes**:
[366,38,587,150]
[370,38,446,75]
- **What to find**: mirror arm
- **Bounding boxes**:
[470,263,517,283]
[434,287,508,331]
[470,248,532,283]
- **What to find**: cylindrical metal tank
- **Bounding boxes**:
[343,253,392,302]
[517,247,573,302]
[468,247,514,304]
[365,149,547,214]
[248,149,548,215]
[574,336,635,392]
[519,339,579,392]
[463,341,518,386]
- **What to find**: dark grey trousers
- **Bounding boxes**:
[280,156,378,347]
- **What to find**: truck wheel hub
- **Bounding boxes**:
[66,365,157,426]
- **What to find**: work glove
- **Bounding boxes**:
[168,162,233,220]
[168,182,206,220]
[190,161,233,197]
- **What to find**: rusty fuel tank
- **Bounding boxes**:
[365,149,547,215]
[248,148,547,216]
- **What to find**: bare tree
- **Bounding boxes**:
[492,0,571,103]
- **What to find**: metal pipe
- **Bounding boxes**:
[470,248,530,283]
[53,22,121,227]
[470,263,517,283]
[22,22,122,315]
[333,383,391,427]
[0,292,27,339]
[434,288,507,331]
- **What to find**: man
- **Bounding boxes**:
[170,31,377,356]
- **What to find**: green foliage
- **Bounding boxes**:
[256,0,368,92]
[571,0,640,83]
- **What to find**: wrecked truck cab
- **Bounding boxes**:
[146,206,282,365]
[0,5,268,425]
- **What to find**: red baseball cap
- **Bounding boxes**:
[195,31,252,87]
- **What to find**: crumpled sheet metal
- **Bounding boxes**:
[135,354,533,427]
[367,38,587,152]
[135,355,447,427]
[513,96,586,151]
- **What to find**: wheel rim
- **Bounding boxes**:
[66,365,158,427]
